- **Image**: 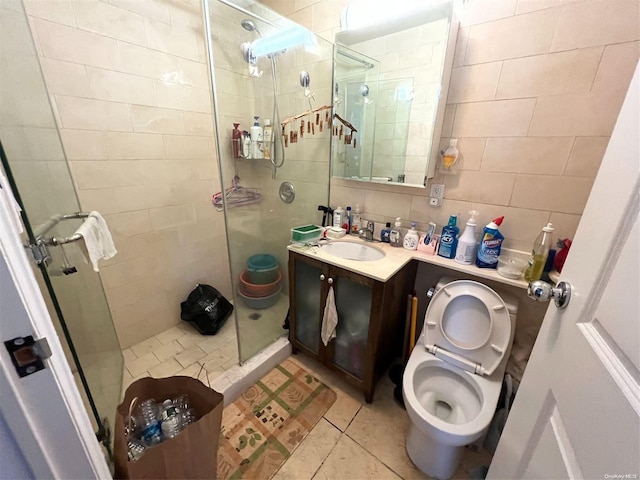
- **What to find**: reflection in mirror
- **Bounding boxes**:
[332,0,457,188]
[332,46,379,181]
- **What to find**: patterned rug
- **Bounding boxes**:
[217,358,337,480]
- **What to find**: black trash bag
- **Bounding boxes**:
[180,284,233,335]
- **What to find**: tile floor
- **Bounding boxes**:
[273,354,493,480]
[120,323,492,480]
[121,318,239,391]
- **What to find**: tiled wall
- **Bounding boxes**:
[264,0,640,251]
[23,0,231,348]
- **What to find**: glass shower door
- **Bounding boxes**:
[0,1,122,451]
[206,0,333,362]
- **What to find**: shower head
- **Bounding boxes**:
[241,19,262,37]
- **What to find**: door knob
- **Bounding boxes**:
[527,280,571,309]
[327,277,333,285]
[320,274,325,281]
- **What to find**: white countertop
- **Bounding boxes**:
[288,237,529,289]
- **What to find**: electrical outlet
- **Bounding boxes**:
[430,183,445,207]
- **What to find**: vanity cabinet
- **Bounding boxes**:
[288,250,416,402]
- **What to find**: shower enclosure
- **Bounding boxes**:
[205,0,333,362]
[0,0,122,450]
[0,0,334,456]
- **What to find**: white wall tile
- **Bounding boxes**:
[105,132,165,159]
[72,0,146,46]
[35,18,119,69]
[448,63,502,103]
[465,8,560,64]
[452,99,536,138]
[496,47,602,99]
[551,0,640,52]
[482,137,573,175]
[55,96,133,132]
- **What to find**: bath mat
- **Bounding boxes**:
[217,358,337,480]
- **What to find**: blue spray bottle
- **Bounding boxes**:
[476,216,505,268]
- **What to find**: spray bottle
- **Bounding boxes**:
[476,216,505,269]
[455,210,479,265]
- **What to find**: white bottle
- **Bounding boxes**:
[250,116,263,159]
[403,222,419,250]
[351,204,362,234]
[263,119,273,160]
[333,206,345,228]
[455,210,479,265]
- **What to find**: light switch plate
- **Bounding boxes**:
[430,183,444,206]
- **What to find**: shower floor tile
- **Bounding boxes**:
[122,318,238,394]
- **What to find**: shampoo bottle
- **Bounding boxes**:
[524,223,554,282]
[250,116,263,159]
[263,119,273,160]
[455,210,479,265]
[381,222,391,243]
[438,215,459,259]
[389,217,404,247]
[476,216,505,269]
[403,222,419,250]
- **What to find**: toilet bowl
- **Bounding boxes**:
[402,278,518,479]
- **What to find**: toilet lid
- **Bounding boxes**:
[423,280,511,376]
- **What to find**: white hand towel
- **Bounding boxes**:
[0,169,23,234]
[75,211,117,272]
[321,285,339,346]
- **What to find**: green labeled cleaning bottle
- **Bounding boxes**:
[524,223,554,282]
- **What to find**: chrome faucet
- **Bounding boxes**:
[359,220,375,241]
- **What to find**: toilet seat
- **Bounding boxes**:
[423,280,511,376]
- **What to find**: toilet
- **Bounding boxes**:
[402,277,518,479]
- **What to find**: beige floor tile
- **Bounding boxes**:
[176,330,207,349]
[346,377,427,480]
[196,335,228,354]
[122,348,137,363]
[324,390,362,432]
[148,358,183,378]
[199,348,231,371]
[155,325,187,345]
[153,339,185,363]
[273,418,342,480]
[130,336,163,358]
[127,351,161,377]
[174,345,207,368]
[313,435,401,480]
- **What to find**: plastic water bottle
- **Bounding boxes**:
[138,399,163,445]
[160,399,183,439]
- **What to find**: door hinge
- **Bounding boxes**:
[4,336,52,377]
[26,237,51,266]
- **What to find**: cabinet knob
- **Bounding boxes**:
[320,274,325,281]
[328,277,333,285]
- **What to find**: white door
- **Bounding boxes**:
[488,64,640,478]
[0,176,110,478]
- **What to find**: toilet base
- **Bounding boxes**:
[406,423,464,480]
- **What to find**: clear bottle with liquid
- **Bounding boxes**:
[389,217,404,247]
[524,223,554,282]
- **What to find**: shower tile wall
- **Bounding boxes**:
[263,0,640,251]
[22,0,232,348]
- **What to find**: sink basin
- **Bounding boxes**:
[321,241,385,261]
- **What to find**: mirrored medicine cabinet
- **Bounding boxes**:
[331,0,458,188]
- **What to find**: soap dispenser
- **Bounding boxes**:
[455,210,479,265]
[389,217,404,247]
[403,222,419,250]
